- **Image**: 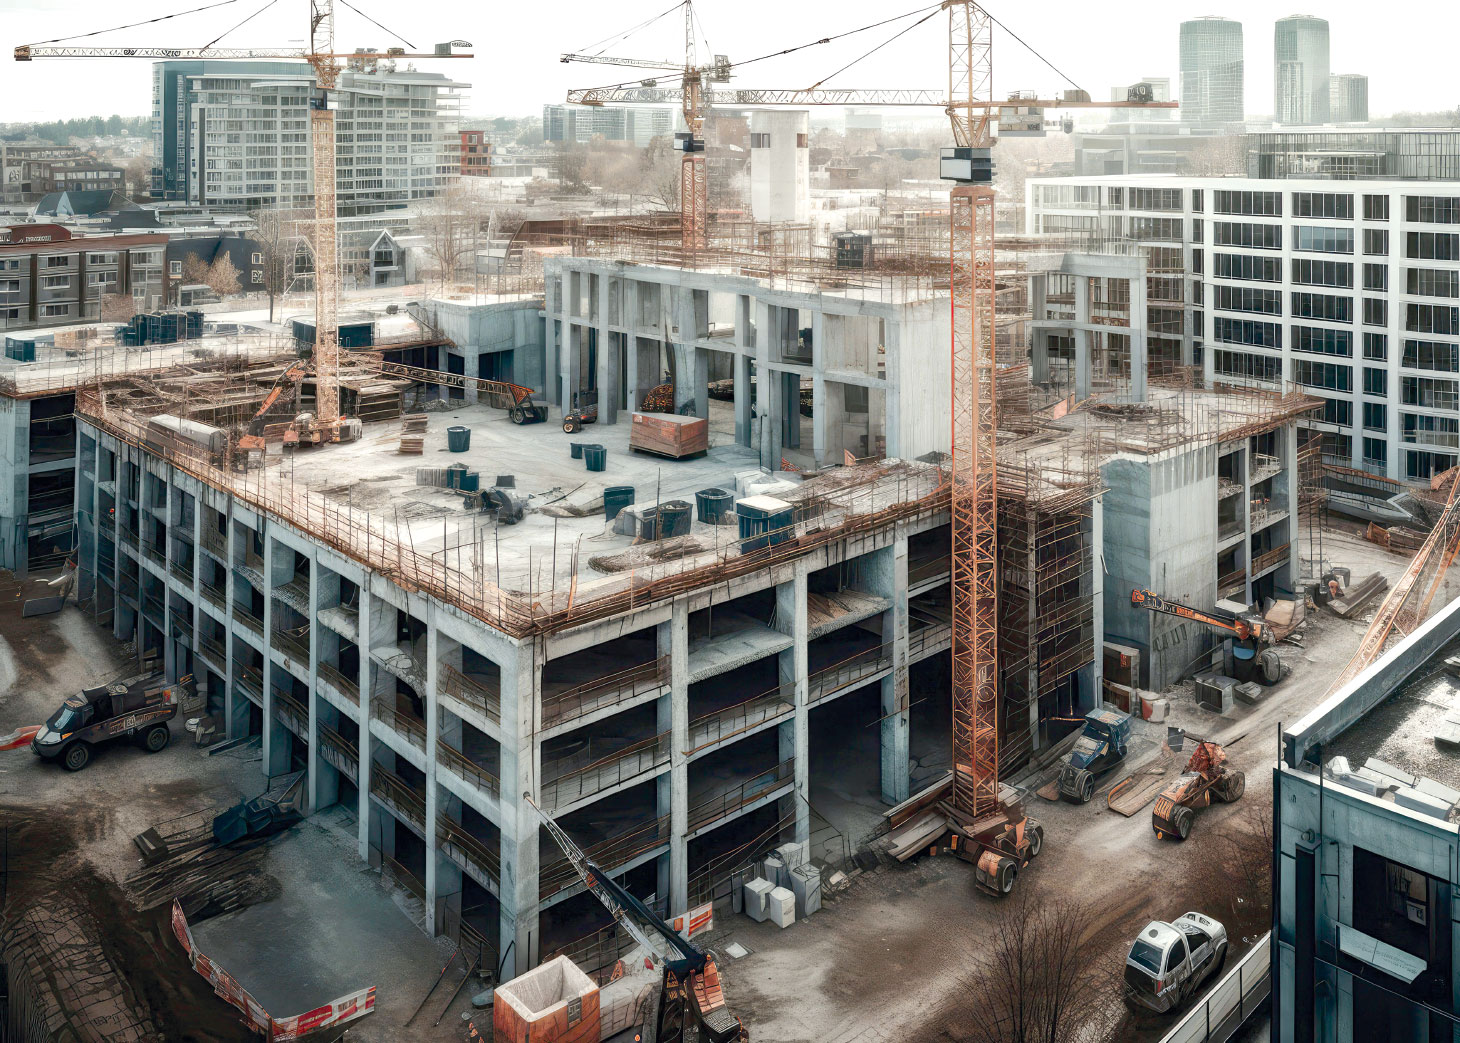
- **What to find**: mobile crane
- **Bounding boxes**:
[373,360,548,424]
[526,795,746,1043]
[1130,588,1282,685]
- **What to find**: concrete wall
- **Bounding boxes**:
[430,298,548,393]
[749,111,809,225]
[0,394,25,570]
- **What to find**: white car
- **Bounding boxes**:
[1124,911,1228,1013]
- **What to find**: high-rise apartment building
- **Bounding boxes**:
[541,104,679,146]
[1329,74,1370,124]
[1275,15,1331,125]
[151,60,465,215]
[1179,18,1245,126]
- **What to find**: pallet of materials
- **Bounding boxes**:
[630,412,708,458]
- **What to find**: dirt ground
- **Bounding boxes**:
[709,528,1460,1043]
[0,579,482,1042]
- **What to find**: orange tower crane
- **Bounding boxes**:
[16,4,470,441]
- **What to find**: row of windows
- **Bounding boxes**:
[1214,253,1283,283]
[1291,258,1353,288]
[1408,268,1460,299]
[1293,325,1353,357]
[1293,192,1354,220]
[1129,188,1183,212]
[1407,232,1460,261]
[1403,375,1459,410]
[1291,292,1352,323]
[1214,316,1282,349]
[1294,359,1352,392]
[1213,348,1282,383]
[1216,222,1282,250]
[1214,190,1281,217]
[1402,339,1460,373]
[1405,197,1460,225]
[1214,285,1282,315]
[1295,226,1354,254]
[1407,303,1460,335]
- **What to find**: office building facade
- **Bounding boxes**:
[1250,129,1460,181]
[541,105,679,147]
[1275,16,1331,125]
[1179,18,1245,126]
[1329,75,1370,124]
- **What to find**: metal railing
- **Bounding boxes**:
[317,661,360,703]
[437,814,501,886]
[687,686,794,754]
[235,604,264,634]
[808,644,893,705]
[271,627,310,664]
[439,662,501,725]
[687,758,794,834]
[199,580,227,611]
[1158,933,1270,1043]
[319,724,359,780]
[371,699,426,752]
[539,814,670,901]
[199,527,227,559]
[382,854,426,900]
[908,621,952,660]
[233,661,263,702]
[540,731,671,810]
[436,739,500,799]
[458,920,498,981]
[169,559,194,585]
[273,689,309,735]
[371,768,427,831]
[143,543,166,567]
[1252,542,1290,576]
[908,556,950,586]
[197,634,227,666]
[544,921,645,985]
[541,655,669,730]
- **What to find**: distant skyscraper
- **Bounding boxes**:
[1179,18,1245,126]
[1274,15,1331,125]
[1330,74,1369,123]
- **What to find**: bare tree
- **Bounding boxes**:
[556,144,590,194]
[121,156,152,201]
[249,207,308,321]
[418,179,478,294]
[951,891,1118,1043]
[1185,134,1248,177]
[99,293,137,322]
[642,138,681,212]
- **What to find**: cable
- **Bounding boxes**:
[337,0,415,50]
[24,0,241,47]
[805,7,942,91]
[981,6,1083,94]
[728,2,941,73]
[203,0,283,50]
[573,0,684,59]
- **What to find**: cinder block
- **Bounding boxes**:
[744,878,774,922]
[766,886,796,928]
[789,864,821,918]
[775,841,808,872]
[760,854,787,888]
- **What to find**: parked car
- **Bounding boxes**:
[31,672,190,771]
[1124,911,1228,1013]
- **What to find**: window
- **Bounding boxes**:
[1191,189,1203,213]
[1406,268,1460,299]
[1214,253,1281,282]
[1325,433,1354,461]
[40,303,69,317]
[750,133,769,148]
[1213,317,1281,349]
[1363,298,1388,327]
[1403,376,1460,409]
[1215,222,1281,250]
[1405,196,1460,224]
[40,274,69,289]
[169,260,183,276]
[1129,187,1184,212]
[1364,332,1389,360]
[1213,190,1281,216]
[1364,367,1388,396]
[87,272,117,289]
[86,252,116,265]
[1407,303,1460,335]
[1404,413,1460,448]
[1192,219,1202,244]
[1192,249,1204,275]
[1293,326,1352,357]
[1363,403,1387,431]
[1291,292,1350,322]
[0,278,18,293]
[1320,398,1353,426]
[795,133,808,148]
[1363,437,1388,468]
[1402,339,1460,372]
[1291,258,1353,288]
[1213,349,1281,383]
[1295,226,1354,254]
[1364,194,1389,221]
[1363,263,1388,292]
[43,255,70,268]
[252,252,263,264]
[1293,359,1353,392]
[1216,286,1282,315]
[1292,192,1354,220]
[1406,231,1460,260]
[1364,229,1390,256]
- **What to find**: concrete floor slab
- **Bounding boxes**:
[688,619,793,682]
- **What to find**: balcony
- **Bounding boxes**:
[374,647,427,693]
[540,731,671,811]
[235,603,264,636]
[908,620,952,662]
[539,815,670,902]
[439,662,500,726]
[437,814,501,889]
[197,633,227,668]
[908,555,950,590]
[436,739,499,799]
[271,626,310,665]
[233,661,263,704]
[687,759,794,834]
[117,524,138,549]
[169,558,194,586]
[199,580,227,613]
[687,686,794,756]
[808,643,893,705]
[370,767,427,834]
[371,698,426,753]
[1250,453,1282,485]
[319,724,359,781]
[541,656,669,731]
[317,661,360,704]
[272,689,309,738]
[1218,567,1246,598]
[1252,543,1290,578]
[317,603,360,642]
[199,528,227,560]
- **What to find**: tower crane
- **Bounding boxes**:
[15,4,471,446]
[567,3,1171,895]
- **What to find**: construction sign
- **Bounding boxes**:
[171,900,377,1038]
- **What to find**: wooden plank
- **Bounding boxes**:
[629,412,708,459]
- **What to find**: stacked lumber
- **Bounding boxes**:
[398,414,428,455]
[629,412,708,458]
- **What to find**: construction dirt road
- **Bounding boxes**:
[711,529,1456,1043]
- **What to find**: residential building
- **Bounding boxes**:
[1,144,122,204]
[0,223,167,329]
[1248,129,1460,181]
[1275,594,1460,1041]
[460,131,492,177]
[541,104,679,146]
[150,60,466,214]
[1329,75,1370,125]
[1275,16,1331,126]
[1028,174,1460,484]
[165,231,266,303]
[1179,17,1245,126]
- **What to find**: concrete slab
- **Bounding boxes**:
[688,621,793,683]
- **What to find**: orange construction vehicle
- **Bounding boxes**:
[1130,588,1282,685]
[1151,740,1245,841]
[237,360,310,454]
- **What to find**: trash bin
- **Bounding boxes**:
[695,487,735,523]
[583,444,607,472]
[447,426,471,452]
[603,486,635,521]
[659,500,692,538]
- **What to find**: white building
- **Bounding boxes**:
[1029,174,1460,483]
[749,111,809,225]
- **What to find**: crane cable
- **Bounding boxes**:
[727,2,942,73]
[23,0,243,47]
[573,0,686,59]
[804,7,943,91]
[981,5,1084,94]
[337,0,416,51]
[202,0,283,50]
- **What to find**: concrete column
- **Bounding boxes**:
[874,540,910,804]
[1074,275,1092,400]
[1239,446,1254,605]
[624,282,640,413]
[423,621,443,933]
[664,604,690,915]
[755,302,777,468]
[672,287,697,415]
[544,312,560,408]
[498,640,540,977]
[693,347,709,423]
[1086,498,1105,712]
[1129,265,1149,403]
[355,585,374,862]
[596,276,620,425]
[734,352,753,449]
[775,570,810,843]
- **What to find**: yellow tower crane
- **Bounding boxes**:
[16,3,470,444]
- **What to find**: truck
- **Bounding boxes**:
[1056,707,1132,803]
[31,671,191,772]
[1151,740,1245,841]
[1124,911,1229,1012]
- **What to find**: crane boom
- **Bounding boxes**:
[1130,588,1268,644]
[373,360,543,412]
[14,46,450,60]
[566,84,1178,109]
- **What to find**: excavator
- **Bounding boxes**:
[236,359,363,458]
[526,795,746,1043]
[374,360,547,424]
[1130,588,1282,685]
[237,360,309,454]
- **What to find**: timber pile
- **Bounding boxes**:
[126,815,276,919]
[398,413,428,455]
[1329,571,1389,619]
[629,412,708,459]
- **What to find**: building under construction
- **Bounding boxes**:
[0,207,1317,981]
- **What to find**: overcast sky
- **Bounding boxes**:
[0,0,1447,124]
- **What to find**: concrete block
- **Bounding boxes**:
[1414,775,1460,808]
[761,854,787,888]
[789,864,822,918]
[1393,786,1452,822]
[775,841,808,872]
[766,886,796,928]
[1364,757,1418,789]
[1234,682,1265,705]
[1193,674,1236,715]
[744,878,774,922]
